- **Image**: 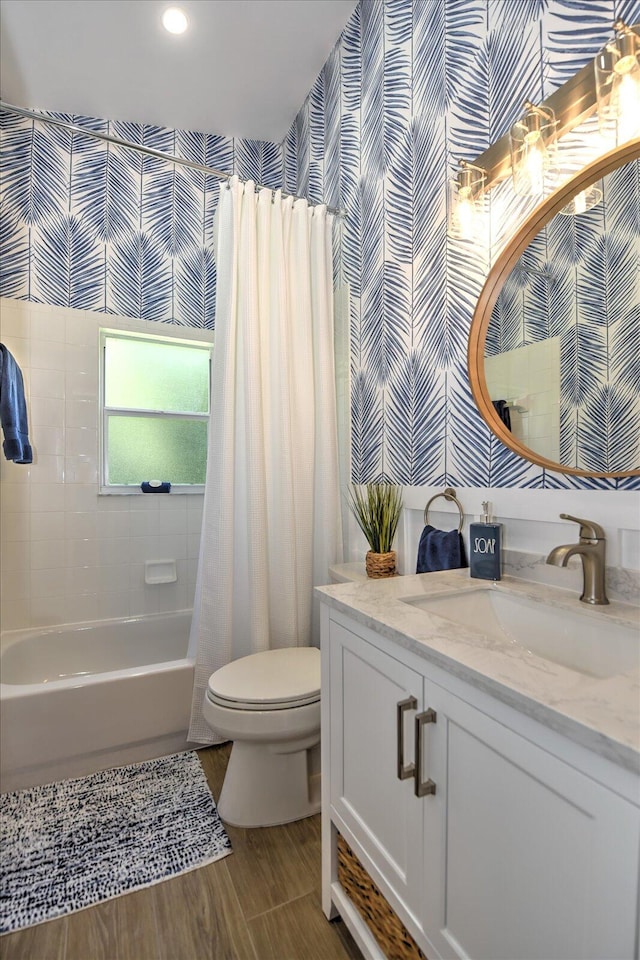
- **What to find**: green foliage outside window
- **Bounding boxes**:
[103,332,210,488]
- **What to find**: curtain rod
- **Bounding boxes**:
[0,100,345,218]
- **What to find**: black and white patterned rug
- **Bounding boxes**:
[0,751,232,934]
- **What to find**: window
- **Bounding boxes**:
[100,330,211,492]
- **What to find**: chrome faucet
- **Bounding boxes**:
[546,514,609,605]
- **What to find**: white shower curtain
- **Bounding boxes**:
[188,177,343,744]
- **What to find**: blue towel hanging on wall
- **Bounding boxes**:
[416,524,467,573]
[0,344,33,464]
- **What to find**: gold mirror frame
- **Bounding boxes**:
[468,137,640,479]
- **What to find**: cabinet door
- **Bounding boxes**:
[329,618,425,923]
[422,680,640,960]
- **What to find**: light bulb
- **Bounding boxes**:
[573,191,587,215]
[615,69,640,140]
[455,194,475,239]
[162,7,188,34]
[450,163,485,241]
[523,140,545,195]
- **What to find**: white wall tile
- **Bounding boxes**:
[30,368,65,400]
[0,460,31,485]
[30,455,65,484]
[65,485,99,512]
[66,314,98,345]
[32,312,66,343]
[33,426,65,456]
[157,534,188,560]
[0,302,31,339]
[30,512,65,541]
[2,599,30,630]
[1,512,30,542]
[31,568,66,599]
[127,562,147,590]
[64,595,100,624]
[65,512,99,539]
[65,401,98,429]
[31,397,64,427]
[187,503,204,535]
[2,540,30,571]
[129,587,160,616]
[65,566,100,596]
[97,511,132,539]
[96,563,134,594]
[65,539,99,567]
[31,539,67,569]
[2,567,30,601]
[65,427,97,458]
[0,464,32,490]
[129,510,161,537]
[65,370,97,401]
[31,339,65,371]
[156,580,187,613]
[157,510,188,536]
[64,343,96,375]
[97,593,131,620]
[30,483,65,512]
[1,483,30,512]
[64,456,98,484]
[97,539,129,566]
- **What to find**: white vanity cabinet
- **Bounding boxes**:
[322,607,640,960]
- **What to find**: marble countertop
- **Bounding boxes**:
[317,570,640,775]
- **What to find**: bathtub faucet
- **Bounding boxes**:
[546,514,609,605]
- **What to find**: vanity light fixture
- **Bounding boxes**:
[449,160,487,241]
[446,22,638,229]
[510,102,558,196]
[595,21,640,144]
[162,7,189,34]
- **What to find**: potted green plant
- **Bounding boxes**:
[348,483,403,578]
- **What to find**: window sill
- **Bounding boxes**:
[99,486,205,496]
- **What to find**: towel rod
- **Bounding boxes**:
[424,488,464,533]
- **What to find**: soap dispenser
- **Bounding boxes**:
[469,501,502,581]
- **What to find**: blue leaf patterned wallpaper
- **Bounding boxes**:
[0,111,283,327]
[285,0,640,491]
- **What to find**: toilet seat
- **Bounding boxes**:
[207,647,320,711]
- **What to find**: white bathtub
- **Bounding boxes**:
[0,611,195,792]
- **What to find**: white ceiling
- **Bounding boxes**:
[0,0,357,142]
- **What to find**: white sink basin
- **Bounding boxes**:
[403,588,640,678]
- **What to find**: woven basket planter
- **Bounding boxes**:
[366,550,397,579]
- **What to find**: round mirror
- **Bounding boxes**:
[469,138,640,478]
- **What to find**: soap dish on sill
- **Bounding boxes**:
[145,560,177,585]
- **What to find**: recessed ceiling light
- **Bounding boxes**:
[162,7,188,34]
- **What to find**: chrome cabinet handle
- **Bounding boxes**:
[415,709,437,797]
[396,696,417,780]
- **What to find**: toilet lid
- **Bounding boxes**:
[207,647,321,711]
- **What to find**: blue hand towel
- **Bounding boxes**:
[0,344,33,464]
[416,524,467,573]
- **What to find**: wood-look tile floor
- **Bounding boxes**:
[1,745,362,960]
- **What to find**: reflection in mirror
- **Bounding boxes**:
[481,155,639,476]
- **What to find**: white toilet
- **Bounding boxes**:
[202,646,321,828]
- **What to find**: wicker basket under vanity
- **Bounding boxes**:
[337,833,427,960]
